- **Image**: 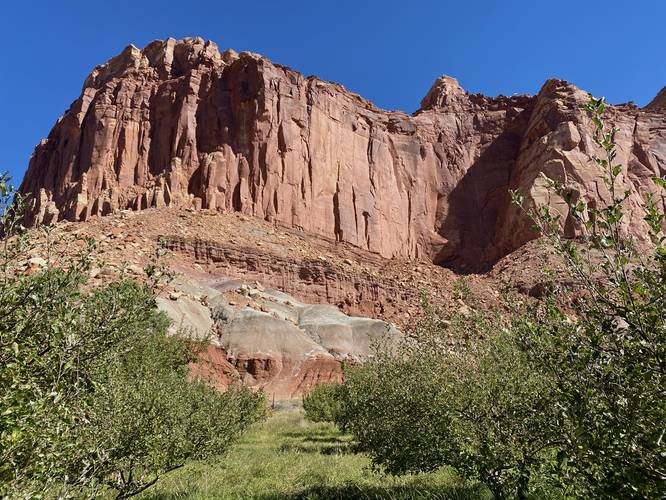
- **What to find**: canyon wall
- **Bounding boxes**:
[20,37,666,270]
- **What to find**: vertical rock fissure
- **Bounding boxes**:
[352,186,359,242]
[333,162,342,242]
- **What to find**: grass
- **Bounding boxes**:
[139,407,488,499]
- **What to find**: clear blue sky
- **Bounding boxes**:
[2,0,664,185]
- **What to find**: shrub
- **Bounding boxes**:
[303,382,349,430]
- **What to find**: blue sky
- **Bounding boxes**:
[1,0,664,184]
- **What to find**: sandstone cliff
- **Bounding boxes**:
[20,37,666,271]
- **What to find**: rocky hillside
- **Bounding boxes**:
[18,208,506,398]
[20,37,666,272]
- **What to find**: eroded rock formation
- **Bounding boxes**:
[20,37,666,270]
[158,276,399,399]
[19,208,504,399]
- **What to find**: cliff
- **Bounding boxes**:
[20,37,666,271]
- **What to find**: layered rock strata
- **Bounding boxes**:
[157,276,399,399]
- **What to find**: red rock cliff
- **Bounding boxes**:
[19,37,666,271]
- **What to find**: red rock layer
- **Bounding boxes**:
[20,37,666,271]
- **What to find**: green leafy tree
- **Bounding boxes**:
[78,328,265,499]
[510,96,666,498]
[0,174,267,498]
[342,305,561,499]
[303,382,349,430]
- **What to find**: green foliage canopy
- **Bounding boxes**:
[0,175,266,498]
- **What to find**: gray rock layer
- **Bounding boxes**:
[157,278,399,399]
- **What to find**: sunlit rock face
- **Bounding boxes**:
[20,37,666,271]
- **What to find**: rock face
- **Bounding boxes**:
[157,276,399,399]
[20,37,666,271]
[646,85,666,111]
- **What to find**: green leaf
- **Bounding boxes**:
[612,165,622,177]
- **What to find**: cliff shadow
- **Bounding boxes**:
[434,113,531,274]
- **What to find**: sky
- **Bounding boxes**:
[1,0,664,185]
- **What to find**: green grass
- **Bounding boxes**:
[139,408,488,499]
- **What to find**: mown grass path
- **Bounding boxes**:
[140,408,486,499]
